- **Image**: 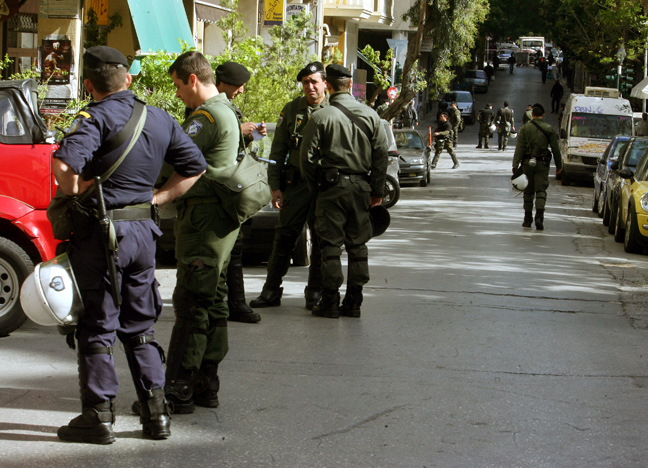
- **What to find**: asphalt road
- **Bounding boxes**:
[2,66,648,467]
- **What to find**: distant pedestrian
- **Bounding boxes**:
[637,113,648,136]
[539,58,548,84]
[550,81,563,113]
[523,104,533,125]
[508,54,516,74]
[449,101,462,147]
[493,55,500,70]
[476,103,494,149]
[484,63,494,83]
[496,101,515,151]
[401,99,419,127]
[431,112,459,169]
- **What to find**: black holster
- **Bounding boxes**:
[316,167,339,191]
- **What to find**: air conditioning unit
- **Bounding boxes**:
[584,86,620,98]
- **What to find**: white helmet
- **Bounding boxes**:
[509,130,518,139]
[511,168,528,191]
[489,123,497,133]
[20,253,83,326]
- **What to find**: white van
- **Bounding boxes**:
[559,86,634,185]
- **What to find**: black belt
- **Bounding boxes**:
[107,207,152,221]
[339,173,369,182]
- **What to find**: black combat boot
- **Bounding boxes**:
[227,249,261,323]
[522,211,533,228]
[193,365,220,408]
[340,286,363,318]
[139,389,171,439]
[165,367,195,414]
[57,401,115,444]
[249,286,283,308]
[304,286,322,311]
[535,209,545,230]
[312,289,340,318]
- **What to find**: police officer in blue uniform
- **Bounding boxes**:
[53,46,206,444]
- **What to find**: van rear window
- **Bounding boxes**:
[570,113,632,139]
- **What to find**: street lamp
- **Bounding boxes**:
[617,45,626,91]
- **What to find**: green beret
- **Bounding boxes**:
[84,46,129,69]
[215,61,251,86]
[297,62,324,81]
[326,64,352,78]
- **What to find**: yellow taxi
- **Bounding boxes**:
[615,149,648,253]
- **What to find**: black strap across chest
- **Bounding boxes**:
[330,101,373,143]
[95,98,146,158]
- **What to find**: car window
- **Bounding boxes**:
[0,91,25,137]
[609,140,627,161]
[395,132,423,150]
[626,140,648,167]
[634,150,648,180]
[445,92,471,103]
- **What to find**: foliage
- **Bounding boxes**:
[215,0,247,51]
[360,46,394,107]
[387,0,488,121]
[84,8,123,49]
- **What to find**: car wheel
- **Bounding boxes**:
[607,201,616,234]
[592,186,599,213]
[597,189,606,218]
[0,238,32,336]
[382,174,401,209]
[624,207,643,253]
[602,199,610,226]
[613,204,625,243]
[292,227,311,267]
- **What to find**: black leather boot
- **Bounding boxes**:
[522,211,533,228]
[193,365,220,408]
[535,209,545,230]
[165,367,195,414]
[304,286,322,310]
[340,286,363,318]
[58,401,115,444]
[312,289,340,318]
[249,286,283,308]
[139,389,171,439]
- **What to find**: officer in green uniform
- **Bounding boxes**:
[513,103,563,230]
[250,62,328,310]
[476,103,494,149]
[301,64,388,318]
[165,51,241,413]
[449,101,462,147]
[496,101,515,150]
[431,113,459,169]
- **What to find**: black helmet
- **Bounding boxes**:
[370,205,391,238]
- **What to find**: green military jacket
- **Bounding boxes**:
[179,93,240,200]
[267,95,328,191]
[449,107,462,127]
[513,117,563,170]
[300,92,389,198]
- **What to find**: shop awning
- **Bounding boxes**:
[127,0,194,74]
[196,0,231,24]
[631,76,648,99]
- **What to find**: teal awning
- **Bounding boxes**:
[127,0,194,74]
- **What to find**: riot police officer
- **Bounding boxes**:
[476,103,494,149]
[431,113,459,169]
[250,62,328,310]
[300,64,388,318]
[53,46,206,444]
[496,101,515,151]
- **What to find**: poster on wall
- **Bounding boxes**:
[41,39,72,85]
[264,0,283,26]
[352,69,367,102]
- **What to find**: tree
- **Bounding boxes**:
[384,0,489,122]
[360,45,394,107]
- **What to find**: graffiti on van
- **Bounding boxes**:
[573,105,603,114]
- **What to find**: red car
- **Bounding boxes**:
[0,79,59,335]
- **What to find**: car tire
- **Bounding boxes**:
[0,237,32,336]
[613,204,625,243]
[602,199,610,226]
[592,186,599,213]
[292,227,311,267]
[608,201,617,234]
[382,175,401,209]
[624,207,643,253]
[597,189,606,219]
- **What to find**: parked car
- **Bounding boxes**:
[0,79,59,335]
[496,50,514,67]
[593,135,629,219]
[437,90,476,124]
[605,137,648,237]
[381,119,401,209]
[614,150,648,253]
[461,69,488,93]
[394,128,433,187]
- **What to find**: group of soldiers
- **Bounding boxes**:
[476,101,516,150]
[51,47,387,444]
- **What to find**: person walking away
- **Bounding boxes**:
[523,104,533,124]
[214,61,265,324]
[431,112,459,169]
[493,54,500,71]
[449,101,462,147]
[484,63,494,84]
[300,64,388,318]
[249,62,328,310]
[550,80,563,113]
[508,54,516,74]
[164,51,242,414]
[496,101,515,151]
[512,103,563,230]
[53,46,207,444]
[476,103,494,149]
[539,57,548,84]
[637,113,648,136]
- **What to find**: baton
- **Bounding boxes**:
[94,176,122,307]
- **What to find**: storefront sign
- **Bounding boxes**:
[264,0,283,25]
[46,0,80,18]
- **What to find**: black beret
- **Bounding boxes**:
[84,46,129,69]
[297,62,324,81]
[215,61,251,86]
[326,64,352,78]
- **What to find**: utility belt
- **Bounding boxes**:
[107,203,154,222]
[279,164,302,192]
[316,167,369,191]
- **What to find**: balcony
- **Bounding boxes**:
[323,0,373,20]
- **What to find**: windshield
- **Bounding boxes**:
[395,132,424,150]
[445,92,471,103]
[570,113,633,139]
[624,140,648,167]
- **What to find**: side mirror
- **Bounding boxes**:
[618,168,634,180]
[610,160,619,171]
